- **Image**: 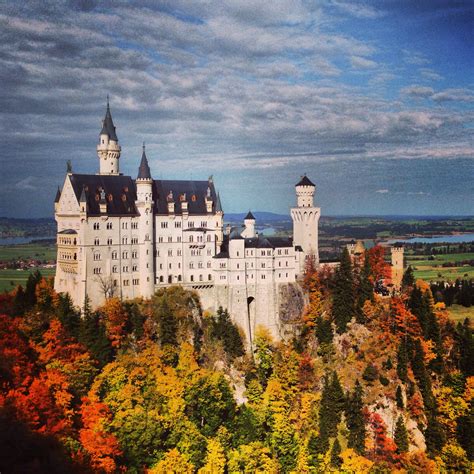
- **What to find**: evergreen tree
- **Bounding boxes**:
[456,399,474,461]
[394,416,409,453]
[79,310,113,367]
[330,438,342,468]
[408,286,429,336]
[56,293,80,339]
[425,415,446,455]
[211,307,244,361]
[332,247,356,333]
[346,381,365,455]
[12,285,26,316]
[315,316,333,345]
[356,253,373,323]
[397,340,408,383]
[24,270,42,308]
[158,298,178,347]
[396,385,404,409]
[411,339,435,411]
[401,266,415,289]
[457,318,474,377]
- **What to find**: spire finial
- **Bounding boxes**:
[143,141,145,152]
[107,94,110,108]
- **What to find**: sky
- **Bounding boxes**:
[0,0,473,218]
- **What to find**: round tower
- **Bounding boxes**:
[135,144,155,298]
[97,98,121,175]
[291,175,320,269]
[242,210,256,238]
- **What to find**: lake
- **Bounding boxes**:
[389,233,474,244]
[0,236,55,246]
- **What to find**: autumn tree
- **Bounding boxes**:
[394,416,409,453]
[346,381,366,455]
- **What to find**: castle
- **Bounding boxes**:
[54,102,320,344]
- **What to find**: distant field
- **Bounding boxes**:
[406,252,474,282]
[0,243,56,262]
[0,268,56,292]
[447,304,474,322]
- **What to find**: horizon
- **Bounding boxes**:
[0,1,472,218]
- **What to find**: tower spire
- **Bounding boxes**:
[137,143,152,180]
[97,98,121,174]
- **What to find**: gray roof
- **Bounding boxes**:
[216,192,223,213]
[58,229,77,235]
[54,186,61,203]
[70,174,138,216]
[137,145,152,180]
[245,211,255,220]
[153,179,219,215]
[100,100,118,141]
[296,175,315,187]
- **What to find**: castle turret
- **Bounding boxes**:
[391,246,404,290]
[97,98,121,175]
[291,175,320,271]
[242,211,256,238]
[135,144,154,298]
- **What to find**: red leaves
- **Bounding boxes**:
[79,396,122,473]
[368,246,391,283]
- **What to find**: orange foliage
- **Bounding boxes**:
[368,412,399,465]
[407,391,424,419]
[368,245,391,282]
[79,396,122,473]
[390,298,422,338]
[100,297,128,347]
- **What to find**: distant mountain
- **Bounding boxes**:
[225,212,290,223]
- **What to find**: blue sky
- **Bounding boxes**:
[0,0,472,217]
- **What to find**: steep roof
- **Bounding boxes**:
[54,186,61,203]
[244,211,255,220]
[153,179,219,215]
[216,192,223,213]
[100,100,118,141]
[296,175,315,187]
[137,145,152,180]
[69,174,138,216]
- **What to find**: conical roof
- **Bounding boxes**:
[100,98,118,141]
[137,144,152,180]
[216,192,223,213]
[296,175,315,187]
[79,186,87,203]
[54,186,61,203]
[245,210,255,220]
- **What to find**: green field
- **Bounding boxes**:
[447,304,474,322]
[0,243,56,262]
[406,252,474,282]
[0,268,56,292]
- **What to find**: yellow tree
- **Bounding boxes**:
[198,438,226,474]
[148,449,194,474]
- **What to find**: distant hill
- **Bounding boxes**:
[225,212,290,223]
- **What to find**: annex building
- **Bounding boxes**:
[54,103,320,344]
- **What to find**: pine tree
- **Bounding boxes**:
[396,385,404,409]
[394,416,409,453]
[457,318,474,377]
[56,293,80,339]
[330,438,342,468]
[397,340,408,383]
[425,415,446,455]
[211,307,244,360]
[158,297,178,347]
[79,311,113,367]
[411,339,435,411]
[346,380,365,455]
[456,399,474,461]
[401,266,415,289]
[24,270,42,308]
[13,285,26,316]
[315,316,333,345]
[356,254,373,323]
[332,247,356,333]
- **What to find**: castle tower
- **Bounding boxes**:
[135,144,155,298]
[391,246,404,290]
[97,98,121,175]
[242,211,256,238]
[291,175,320,269]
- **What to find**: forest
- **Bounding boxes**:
[0,246,473,473]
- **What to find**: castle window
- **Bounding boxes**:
[189,262,194,269]
[201,221,207,227]
[237,252,239,257]
[168,275,172,283]
[207,262,211,268]
[159,237,163,243]
[198,262,203,269]
[284,249,289,255]
[159,276,164,283]
[168,249,172,257]
[237,275,239,280]
[123,279,129,286]
[177,250,182,256]
[199,274,203,281]
[189,236,194,243]
[168,236,172,243]
[262,274,266,279]
[122,222,128,230]
[178,275,182,282]
[161,222,168,229]
[123,266,129,272]
[133,279,139,285]
[132,251,137,259]
[207,235,211,242]
[208,274,212,281]
[169,263,172,269]
[262,263,265,268]
[175,222,181,228]
[122,237,128,245]
[178,263,181,269]
[279,261,281,267]
[122,251,128,259]
[190,275,194,282]
[177,236,182,243]
[93,253,101,261]
[106,222,113,230]
[131,222,138,229]
[131,238,138,244]
[94,238,100,245]
[112,266,118,273]
[207,249,211,256]
[159,264,163,270]
[113,280,117,286]
[132,265,137,272]
[112,251,118,259]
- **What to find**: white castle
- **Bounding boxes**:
[54,102,320,344]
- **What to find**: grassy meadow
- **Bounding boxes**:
[406,252,474,282]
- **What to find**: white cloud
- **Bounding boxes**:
[350,55,377,69]
[375,189,389,194]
